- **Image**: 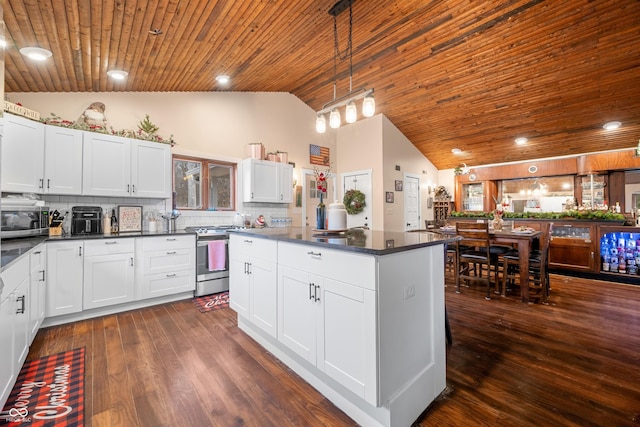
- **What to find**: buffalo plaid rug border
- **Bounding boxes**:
[192,291,229,313]
[1,347,85,427]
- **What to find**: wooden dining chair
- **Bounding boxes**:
[455,222,499,300]
[501,222,553,304]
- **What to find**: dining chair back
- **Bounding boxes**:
[455,222,499,300]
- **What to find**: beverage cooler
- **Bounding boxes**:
[599,226,640,280]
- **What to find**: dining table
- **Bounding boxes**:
[438,226,542,303]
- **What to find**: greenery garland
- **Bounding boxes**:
[343,189,366,215]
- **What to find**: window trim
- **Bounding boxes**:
[172,154,237,211]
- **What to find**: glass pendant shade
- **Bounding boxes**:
[345,101,357,123]
[362,94,375,117]
[316,114,327,133]
[329,109,341,129]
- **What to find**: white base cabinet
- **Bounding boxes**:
[28,245,47,343]
[136,235,196,299]
[46,241,84,317]
[231,235,447,427]
[229,234,277,338]
[83,239,135,309]
[0,255,31,408]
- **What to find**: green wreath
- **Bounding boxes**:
[343,189,366,215]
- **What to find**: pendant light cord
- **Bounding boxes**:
[333,3,353,99]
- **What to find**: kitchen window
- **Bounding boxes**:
[173,155,237,211]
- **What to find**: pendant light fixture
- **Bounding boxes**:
[315,0,375,133]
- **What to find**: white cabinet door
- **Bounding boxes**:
[82,132,131,197]
[249,256,278,337]
[317,277,377,405]
[229,234,277,336]
[0,295,16,408]
[29,245,47,343]
[131,140,171,198]
[13,277,30,368]
[229,254,251,319]
[84,253,135,309]
[277,266,319,364]
[46,242,84,317]
[278,162,293,203]
[43,126,83,195]
[242,158,280,202]
[1,113,45,193]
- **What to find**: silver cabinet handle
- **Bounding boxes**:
[79,246,82,256]
[47,179,50,189]
[166,273,176,278]
[315,284,321,302]
[309,283,314,300]
[127,184,130,193]
[244,239,253,244]
[307,251,321,257]
[166,238,177,241]
[105,241,118,245]
[166,251,177,254]
[39,178,44,189]
[40,270,45,282]
[130,257,134,266]
[132,184,136,193]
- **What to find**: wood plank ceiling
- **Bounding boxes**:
[3,0,640,170]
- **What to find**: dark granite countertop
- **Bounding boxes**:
[232,226,455,255]
[1,230,196,271]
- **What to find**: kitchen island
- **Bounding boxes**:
[229,227,454,427]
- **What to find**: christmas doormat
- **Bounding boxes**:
[1,347,85,426]
[193,291,229,313]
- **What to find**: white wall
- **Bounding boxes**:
[10,91,338,228]
[336,114,439,231]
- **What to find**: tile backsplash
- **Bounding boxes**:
[41,195,291,232]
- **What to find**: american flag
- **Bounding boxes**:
[310,144,330,166]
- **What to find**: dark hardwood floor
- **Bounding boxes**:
[27,273,640,426]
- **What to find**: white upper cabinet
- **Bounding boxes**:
[1,113,45,193]
[83,133,171,198]
[242,158,292,203]
[131,140,172,198]
[43,126,84,195]
[83,132,132,197]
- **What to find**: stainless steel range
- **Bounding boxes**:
[185,225,236,297]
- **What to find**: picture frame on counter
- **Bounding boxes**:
[118,205,143,232]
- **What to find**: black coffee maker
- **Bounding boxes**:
[71,206,103,235]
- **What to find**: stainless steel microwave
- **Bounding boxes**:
[0,205,50,239]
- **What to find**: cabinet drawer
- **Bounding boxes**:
[278,242,376,290]
[229,234,277,263]
[138,270,195,299]
[142,248,195,275]
[84,238,135,256]
[142,235,195,251]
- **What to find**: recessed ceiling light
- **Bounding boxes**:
[515,137,528,145]
[216,75,230,84]
[451,148,462,154]
[107,70,128,80]
[19,46,52,61]
[0,39,7,48]
[603,121,621,130]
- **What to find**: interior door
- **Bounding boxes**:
[342,170,372,229]
[404,173,420,230]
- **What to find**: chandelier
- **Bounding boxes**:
[315,0,375,133]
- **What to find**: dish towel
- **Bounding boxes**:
[208,240,226,271]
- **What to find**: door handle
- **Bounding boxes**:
[130,257,134,266]
[40,270,45,281]
[314,284,320,302]
[309,283,314,300]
